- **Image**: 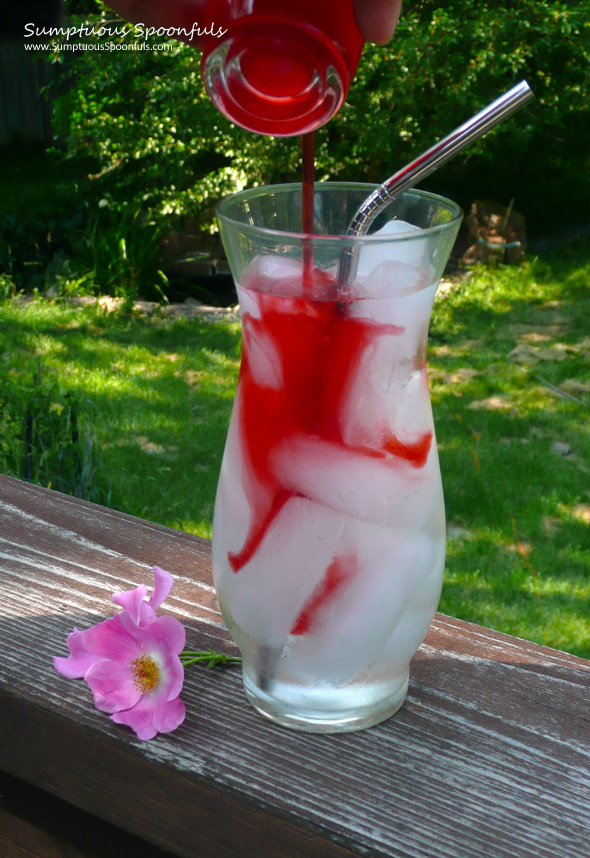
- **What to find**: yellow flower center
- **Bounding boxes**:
[131,654,160,692]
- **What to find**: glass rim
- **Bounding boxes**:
[215,182,463,243]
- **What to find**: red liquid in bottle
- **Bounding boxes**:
[199,0,364,135]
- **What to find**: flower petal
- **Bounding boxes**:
[119,607,155,637]
[152,695,186,735]
[162,653,185,702]
[148,566,174,612]
[148,615,186,655]
[110,697,157,740]
[117,618,185,700]
[129,626,185,699]
[112,583,147,626]
[53,628,98,679]
[138,600,157,627]
[85,659,142,714]
[54,567,186,742]
[111,694,186,741]
[82,615,139,662]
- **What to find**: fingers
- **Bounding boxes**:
[354,0,403,44]
[106,0,403,46]
[105,1,201,29]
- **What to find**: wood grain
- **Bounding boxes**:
[1,474,589,858]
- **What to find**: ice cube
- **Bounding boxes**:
[357,219,424,277]
[344,288,436,399]
[340,359,433,452]
[380,281,438,337]
[246,255,303,289]
[285,516,445,684]
[349,237,437,357]
[241,313,283,390]
[374,538,445,675]
[351,219,437,323]
[216,496,345,648]
[390,368,435,440]
[338,271,439,450]
[359,259,424,299]
[212,390,254,575]
[270,433,442,530]
[237,285,261,319]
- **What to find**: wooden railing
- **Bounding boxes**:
[1,473,589,858]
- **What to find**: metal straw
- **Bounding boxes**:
[338,80,534,285]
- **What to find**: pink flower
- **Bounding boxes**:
[54,567,186,741]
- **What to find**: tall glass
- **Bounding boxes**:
[213,183,462,732]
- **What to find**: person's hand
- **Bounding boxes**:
[106,1,403,45]
[105,1,196,35]
[354,0,403,44]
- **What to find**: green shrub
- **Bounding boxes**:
[0,274,17,301]
[46,0,589,240]
[0,359,107,502]
[336,0,590,234]
[75,205,168,303]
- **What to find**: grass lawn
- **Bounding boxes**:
[0,303,241,536]
[430,244,590,657]
[1,244,589,658]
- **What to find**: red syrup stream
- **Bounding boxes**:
[301,131,315,291]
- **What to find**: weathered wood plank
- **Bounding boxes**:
[1,474,590,858]
[0,771,181,858]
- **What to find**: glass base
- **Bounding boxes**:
[243,669,409,733]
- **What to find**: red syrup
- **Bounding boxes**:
[290,553,358,635]
[301,131,315,289]
[228,287,432,577]
[301,132,315,234]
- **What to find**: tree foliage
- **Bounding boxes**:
[332,0,590,228]
[49,0,590,235]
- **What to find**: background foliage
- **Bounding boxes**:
[50,1,590,224]
[0,357,105,502]
[1,0,589,299]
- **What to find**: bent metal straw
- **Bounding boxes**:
[338,80,534,286]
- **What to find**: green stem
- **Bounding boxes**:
[180,649,242,669]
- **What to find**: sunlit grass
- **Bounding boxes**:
[431,243,590,657]
[0,301,241,537]
[1,242,589,656]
